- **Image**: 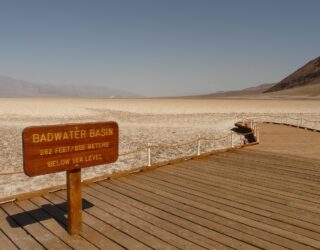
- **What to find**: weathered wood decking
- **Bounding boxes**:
[0,123,320,249]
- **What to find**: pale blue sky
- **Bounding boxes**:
[0,0,319,96]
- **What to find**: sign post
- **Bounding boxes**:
[67,169,82,234]
[22,121,119,235]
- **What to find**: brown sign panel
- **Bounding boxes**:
[23,122,119,177]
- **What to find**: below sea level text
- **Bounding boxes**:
[47,154,103,168]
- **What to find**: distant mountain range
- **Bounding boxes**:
[205,56,320,98]
[2,56,320,99]
[0,75,141,98]
[265,56,320,93]
[206,83,275,97]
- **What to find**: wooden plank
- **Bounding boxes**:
[118,177,318,250]
[157,161,320,217]
[30,196,121,250]
[242,145,320,166]
[185,160,320,200]
[178,160,320,204]
[197,165,320,198]
[76,188,211,250]
[171,165,320,216]
[229,150,320,171]
[164,160,320,206]
[238,155,320,172]
[204,162,320,197]
[127,174,320,249]
[97,180,286,250]
[245,123,320,161]
[156,162,308,206]
[143,171,319,243]
[90,182,251,250]
[66,169,82,235]
[158,164,320,215]
[49,192,168,249]
[154,164,320,215]
[206,153,320,179]
[16,199,97,250]
[0,207,44,249]
[214,152,320,179]
[79,189,229,250]
[144,169,320,236]
[210,158,320,191]
[0,228,18,250]
[1,202,71,249]
[214,153,320,181]
[104,179,304,249]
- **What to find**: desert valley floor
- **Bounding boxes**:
[0,98,319,198]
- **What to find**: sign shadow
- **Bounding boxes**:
[6,199,93,229]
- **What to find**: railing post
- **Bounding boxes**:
[147,143,151,167]
[197,135,201,156]
[256,128,260,143]
[250,120,253,129]
[300,117,303,127]
[230,131,233,148]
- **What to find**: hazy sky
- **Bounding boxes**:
[0,0,319,96]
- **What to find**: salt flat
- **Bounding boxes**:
[0,98,319,117]
[0,98,319,198]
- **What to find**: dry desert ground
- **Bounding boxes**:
[0,98,319,198]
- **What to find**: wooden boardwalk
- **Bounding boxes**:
[1,123,320,249]
[248,123,320,160]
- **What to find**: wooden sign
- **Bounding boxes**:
[22,121,119,177]
[22,121,119,235]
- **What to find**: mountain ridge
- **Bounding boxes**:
[265,56,320,93]
[206,83,275,97]
[0,75,141,98]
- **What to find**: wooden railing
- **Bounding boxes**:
[0,128,256,177]
[238,114,320,132]
[4,115,319,203]
[2,114,319,178]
